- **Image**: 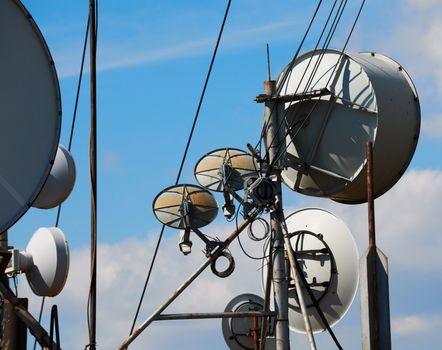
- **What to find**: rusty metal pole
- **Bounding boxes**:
[367,143,376,248]
[263,80,290,350]
[252,315,260,350]
[360,142,392,350]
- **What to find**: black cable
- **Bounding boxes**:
[128,0,232,337]
[247,217,270,241]
[255,0,324,155]
[32,11,90,350]
[269,0,365,171]
[262,0,345,173]
[234,204,269,260]
[293,251,343,350]
[49,305,61,350]
[87,0,99,348]
[264,0,354,173]
[279,219,343,349]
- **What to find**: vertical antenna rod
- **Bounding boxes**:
[266,43,271,81]
[360,142,392,350]
[88,0,98,349]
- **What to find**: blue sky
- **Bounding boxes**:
[8,0,442,349]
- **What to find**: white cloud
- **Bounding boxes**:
[392,314,442,335]
[17,169,442,348]
[296,170,442,273]
[377,0,442,94]
[20,224,266,349]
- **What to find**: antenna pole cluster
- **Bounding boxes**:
[262,80,290,349]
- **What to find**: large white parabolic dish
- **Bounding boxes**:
[262,208,359,333]
[25,227,70,297]
[0,0,61,232]
[278,49,420,204]
[284,208,359,333]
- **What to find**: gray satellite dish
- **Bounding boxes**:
[194,148,258,192]
[0,0,61,231]
[222,293,271,350]
[33,144,76,209]
[278,49,420,203]
[12,227,70,297]
[152,184,218,229]
[281,208,359,333]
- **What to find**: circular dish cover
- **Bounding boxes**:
[194,148,258,192]
[33,144,76,209]
[222,293,265,350]
[0,0,61,232]
[152,184,218,229]
[277,49,420,203]
[26,227,70,297]
[284,208,359,333]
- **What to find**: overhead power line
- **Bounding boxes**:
[128,0,233,338]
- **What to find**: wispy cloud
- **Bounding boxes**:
[392,314,442,335]
[56,18,300,78]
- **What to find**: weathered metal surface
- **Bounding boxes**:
[263,80,290,350]
[119,210,259,349]
[281,219,317,350]
[360,247,391,350]
[279,49,420,203]
[155,311,275,321]
[153,184,218,229]
[360,142,391,350]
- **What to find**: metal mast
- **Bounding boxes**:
[89,0,98,349]
[262,80,290,349]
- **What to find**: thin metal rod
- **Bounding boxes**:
[281,221,317,350]
[266,43,271,81]
[366,142,376,247]
[88,0,98,349]
[119,211,258,349]
[155,311,275,321]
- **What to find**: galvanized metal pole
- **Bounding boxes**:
[280,220,317,350]
[263,80,290,350]
[360,142,391,350]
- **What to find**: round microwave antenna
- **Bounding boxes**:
[25,227,70,297]
[0,0,61,232]
[222,293,266,350]
[278,49,420,203]
[194,148,258,192]
[152,184,218,229]
[282,208,359,333]
[33,144,76,209]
